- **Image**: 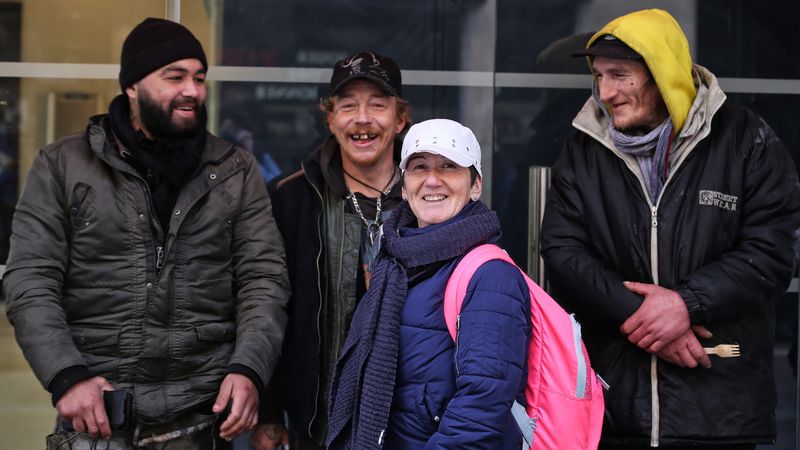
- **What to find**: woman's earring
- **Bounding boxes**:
[402,195,408,201]
[471,195,479,201]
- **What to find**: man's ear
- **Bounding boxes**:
[125,84,137,101]
[327,111,335,135]
[395,114,406,134]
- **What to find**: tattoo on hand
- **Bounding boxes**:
[263,424,282,440]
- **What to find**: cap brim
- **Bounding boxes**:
[331,74,397,96]
[571,45,642,60]
[400,145,475,171]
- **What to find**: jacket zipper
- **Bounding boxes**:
[601,146,663,446]
[574,111,714,448]
[332,197,346,362]
[305,164,326,438]
[600,143,666,447]
[649,205,660,447]
[141,169,167,274]
[156,246,165,270]
[454,314,461,374]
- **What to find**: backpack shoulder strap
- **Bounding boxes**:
[443,244,516,340]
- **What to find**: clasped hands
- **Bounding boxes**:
[620,281,711,368]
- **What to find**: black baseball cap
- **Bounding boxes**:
[571,34,642,60]
[330,51,402,97]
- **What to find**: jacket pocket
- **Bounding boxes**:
[415,383,446,432]
[71,327,120,355]
[195,322,236,342]
[188,323,236,369]
[68,182,95,231]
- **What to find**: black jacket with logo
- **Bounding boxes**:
[541,98,800,445]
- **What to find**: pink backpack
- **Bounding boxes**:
[444,244,604,450]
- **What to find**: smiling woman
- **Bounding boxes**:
[327,118,532,450]
[399,119,482,227]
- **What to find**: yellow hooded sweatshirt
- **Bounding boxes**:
[587,9,697,133]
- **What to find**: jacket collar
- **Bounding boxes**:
[87,114,236,177]
[572,64,727,205]
[302,135,403,196]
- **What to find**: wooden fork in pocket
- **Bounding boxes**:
[703,344,740,358]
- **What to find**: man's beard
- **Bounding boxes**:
[137,90,205,140]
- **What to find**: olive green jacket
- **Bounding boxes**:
[4,114,289,424]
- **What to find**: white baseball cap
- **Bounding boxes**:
[400,118,482,177]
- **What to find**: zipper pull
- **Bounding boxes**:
[650,206,658,228]
[597,373,611,390]
[156,246,165,269]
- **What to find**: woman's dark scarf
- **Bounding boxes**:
[326,200,501,449]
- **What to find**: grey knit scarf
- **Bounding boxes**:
[608,117,673,204]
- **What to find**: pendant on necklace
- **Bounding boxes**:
[367,222,381,245]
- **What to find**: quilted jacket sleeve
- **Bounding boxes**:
[4,146,85,388]
[228,152,290,387]
[425,260,531,449]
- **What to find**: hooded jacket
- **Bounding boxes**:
[542,9,800,446]
[4,114,290,425]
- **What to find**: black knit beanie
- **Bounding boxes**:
[119,17,208,91]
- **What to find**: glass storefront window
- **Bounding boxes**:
[14,2,165,64]
[1,1,798,448]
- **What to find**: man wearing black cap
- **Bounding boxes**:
[4,17,289,449]
[252,51,410,450]
[541,9,800,449]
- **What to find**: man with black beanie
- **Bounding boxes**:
[4,17,290,450]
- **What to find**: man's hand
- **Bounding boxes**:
[251,423,290,450]
[213,373,259,441]
[620,281,691,353]
[55,376,114,439]
[656,327,712,368]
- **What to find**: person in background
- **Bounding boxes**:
[253,51,410,450]
[4,17,289,449]
[541,9,800,449]
[219,115,281,184]
[326,118,531,449]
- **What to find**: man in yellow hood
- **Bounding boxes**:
[542,9,800,449]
